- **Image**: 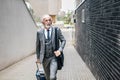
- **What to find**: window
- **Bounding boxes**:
[82,9,85,23]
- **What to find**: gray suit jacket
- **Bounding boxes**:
[36,27,66,63]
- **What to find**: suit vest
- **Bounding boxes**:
[44,39,55,58]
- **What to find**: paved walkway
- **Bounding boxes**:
[0,28,96,80]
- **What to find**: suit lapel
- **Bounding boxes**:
[51,27,55,42]
[51,27,56,50]
[41,29,45,52]
[41,29,45,41]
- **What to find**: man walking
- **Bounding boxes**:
[36,14,66,80]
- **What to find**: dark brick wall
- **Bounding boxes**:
[75,0,120,80]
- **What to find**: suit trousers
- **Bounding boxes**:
[43,57,58,80]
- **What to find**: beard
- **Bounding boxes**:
[45,25,51,29]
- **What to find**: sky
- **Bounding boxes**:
[61,0,75,11]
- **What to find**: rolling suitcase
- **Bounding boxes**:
[36,63,46,80]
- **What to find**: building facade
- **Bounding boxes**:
[75,0,120,80]
[28,0,62,23]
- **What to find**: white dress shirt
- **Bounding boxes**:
[44,27,52,39]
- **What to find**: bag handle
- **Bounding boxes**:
[55,27,58,51]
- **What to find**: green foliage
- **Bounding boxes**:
[57,10,73,24]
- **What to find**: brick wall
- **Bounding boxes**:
[75,0,120,79]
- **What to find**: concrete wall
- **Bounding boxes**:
[0,0,37,70]
[75,0,120,80]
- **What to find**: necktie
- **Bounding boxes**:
[47,29,50,40]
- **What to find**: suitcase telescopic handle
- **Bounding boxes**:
[36,62,39,70]
[36,62,43,70]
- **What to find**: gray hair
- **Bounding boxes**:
[40,14,52,22]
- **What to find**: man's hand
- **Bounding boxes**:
[54,50,61,57]
[36,59,41,64]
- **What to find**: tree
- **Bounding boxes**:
[64,10,73,24]
[57,10,73,24]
